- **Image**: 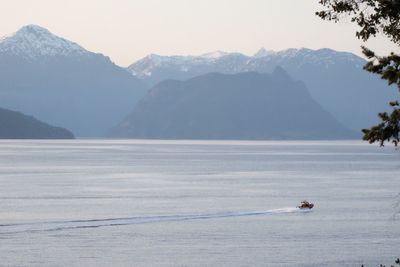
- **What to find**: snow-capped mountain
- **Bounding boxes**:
[126,48,397,132]
[253,48,275,58]
[200,50,230,59]
[0,25,89,59]
[0,25,146,137]
[127,50,248,79]
[127,47,366,84]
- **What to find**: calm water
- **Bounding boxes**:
[0,140,399,267]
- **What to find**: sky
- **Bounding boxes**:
[0,0,398,66]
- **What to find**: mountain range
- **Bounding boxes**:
[0,107,74,139]
[127,48,398,132]
[110,69,356,140]
[0,24,396,140]
[0,25,146,137]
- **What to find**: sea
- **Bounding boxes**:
[0,140,399,267]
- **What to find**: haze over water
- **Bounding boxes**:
[0,140,398,266]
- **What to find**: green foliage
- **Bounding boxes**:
[317,0,400,44]
[361,258,400,267]
[362,101,399,146]
[317,0,400,147]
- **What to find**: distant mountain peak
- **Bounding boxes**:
[199,50,229,59]
[17,24,52,35]
[111,70,356,140]
[0,24,88,59]
[254,48,275,58]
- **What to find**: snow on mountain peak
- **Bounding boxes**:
[254,48,275,58]
[127,51,233,77]
[18,24,52,35]
[0,24,88,59]
[127,47,366,81]
[200,50,229,59]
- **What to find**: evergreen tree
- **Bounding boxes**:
[317,0,400,147]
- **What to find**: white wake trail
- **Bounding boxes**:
[0,207,309,234]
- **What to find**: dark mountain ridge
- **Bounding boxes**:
[127,48,398,132]
[111,69,356,140]
[0,107,74,139]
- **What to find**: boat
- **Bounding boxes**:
[297,200,314,209]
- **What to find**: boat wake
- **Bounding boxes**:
[0,207,309,234]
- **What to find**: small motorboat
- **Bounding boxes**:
[297,200,314,209]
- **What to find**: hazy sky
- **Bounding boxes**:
[0,0,398,66]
